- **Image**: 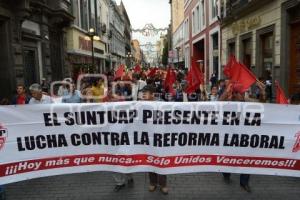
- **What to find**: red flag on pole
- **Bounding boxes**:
[185,63,204,94]
[234,62,257,93]
[224,56,257,93]
[224,55,240,82]
[114,65,125,80]
[275,80,288,104]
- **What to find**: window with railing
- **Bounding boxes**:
[223,0,252,18]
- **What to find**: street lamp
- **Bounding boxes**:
[175,46,181,69]
[126,52,133,69]
[84,28,100,72]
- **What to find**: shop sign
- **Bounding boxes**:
[232,16,262,35]
[79,36,92,51]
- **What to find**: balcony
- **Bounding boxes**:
[221,0,273,25]
[47,0,71,12]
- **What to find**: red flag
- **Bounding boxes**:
[224,56,257,93]
[234,62,257,93]
[164,67,176,95]
[133,65,142,73]
[185,63,204,94]
[224,55,240,82]
[275,80,288,104]
[147,67,158,77]
[114,65,125,80]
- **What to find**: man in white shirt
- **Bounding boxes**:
[134,75,147,101]
[29,84,53,104]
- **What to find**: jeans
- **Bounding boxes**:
[149,173,167,187]
[223,173,250,186]
[0,185,4,200]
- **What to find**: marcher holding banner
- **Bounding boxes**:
[219,77,267,192]
[142,85,169,195]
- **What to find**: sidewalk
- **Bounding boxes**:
[5,172,300,200]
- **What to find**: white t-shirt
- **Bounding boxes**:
[29,95,53,104]
[136,80,147,100]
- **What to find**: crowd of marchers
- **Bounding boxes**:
[1,57,300,199]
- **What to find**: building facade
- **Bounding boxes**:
[221,0,300,96]
[170,0,185,68]
[118,1,132,68]
[184,0,221,82]
[156,35,168,66]
[0,0,73,99]
[109,0,125,70]
[68,0,110,77]
[131,39,143,65]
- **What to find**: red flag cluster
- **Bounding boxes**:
[185,63,204,94]
[223,56,257,93]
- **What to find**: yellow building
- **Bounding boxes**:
[171,0,185,33]
[170,0,185,67]
[131,40,142,64]
[66,27,107,72]
[67,0,109,77]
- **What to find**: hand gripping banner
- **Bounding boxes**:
[0,101,300,184]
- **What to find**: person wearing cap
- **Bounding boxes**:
[140,85,169,195]
[29,84,53,104]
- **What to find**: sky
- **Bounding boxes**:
[115,0,171,61]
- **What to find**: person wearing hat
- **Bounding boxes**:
[140,85,169,195]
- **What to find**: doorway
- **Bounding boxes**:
[289,23,300,95]
[23,48,39,87]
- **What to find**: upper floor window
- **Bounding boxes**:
[89,0,96,30]
[80,0,89,30]
[71,0,80,26]
[200,0,205,29]
[192,4,201,35]
[211,0,219,20]
[184,18,189,42]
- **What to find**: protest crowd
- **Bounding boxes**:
[0,56,299,199]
